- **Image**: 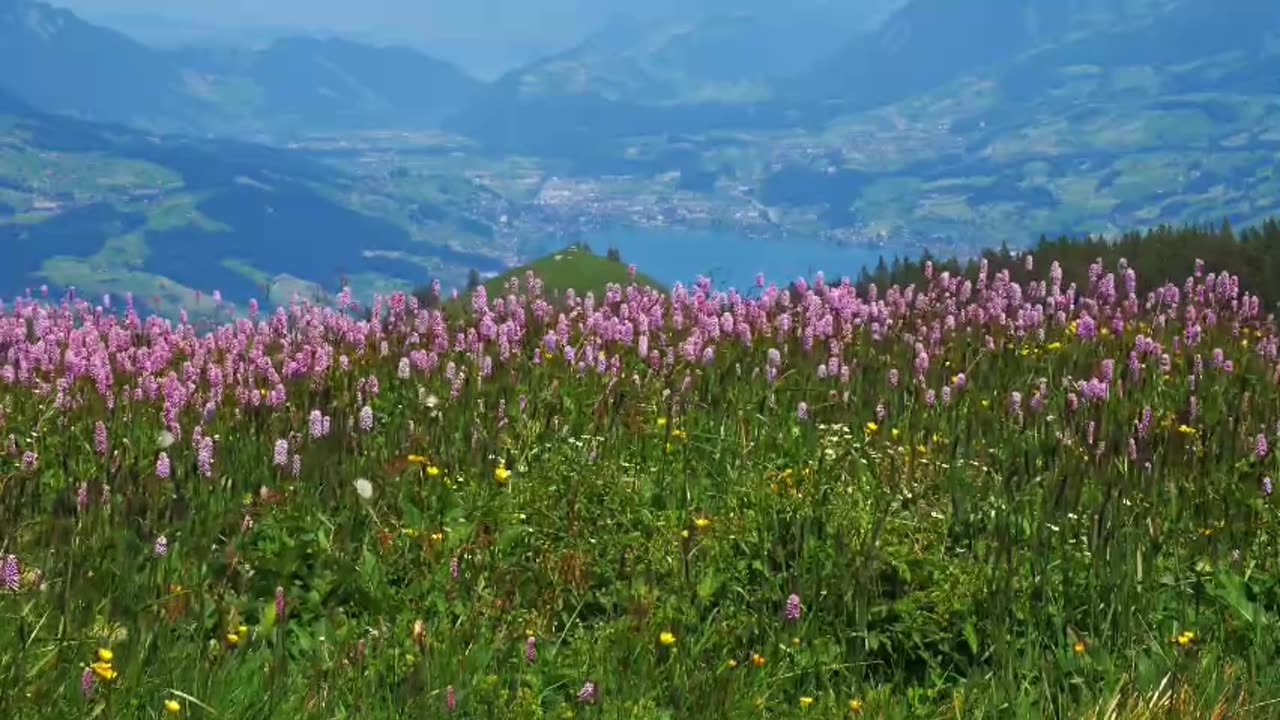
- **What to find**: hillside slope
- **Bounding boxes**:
[0,101,505,314]
[793,0,1195,109]
[754,0,1280,245]
[483,245,664,298]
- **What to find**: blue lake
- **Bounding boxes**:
[546,228,890,291]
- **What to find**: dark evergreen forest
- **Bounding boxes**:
[856,218,1280,309]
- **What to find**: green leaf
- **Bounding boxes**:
[964,620,979,656]
[1213,569,1265,627]
[696,571,721,601]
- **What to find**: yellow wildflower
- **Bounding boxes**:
[1178,424,1197,436]
[1073,640,1086,654]
[164,699,182,714]
[726,659,738,669]
[751,652,766,668]
[97,648,114,662]
[800,697,814,709]
[90,661,117,681]
[426,465,441,477]
[864,421,879,434]
[659,631,676,647]
[237,625,248,638]
[225,633,240,646]
[694,517,712,530]
[657,417,668,428]
[407,454,427,465]
[849,699,864,713]
[494,465,511,484]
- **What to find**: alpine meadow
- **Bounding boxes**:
[3,239,1280,718]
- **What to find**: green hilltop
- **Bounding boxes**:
[420,244,665,313]
[481,244,664,297]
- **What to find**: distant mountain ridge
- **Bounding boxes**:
[442,0,1280,153]
[439,11,851,153]
[797,0,1279,110]
[174,36,481,130]
[0,0,480,135]
[470,11,860,106]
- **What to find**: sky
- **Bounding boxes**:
[55,0,902,78]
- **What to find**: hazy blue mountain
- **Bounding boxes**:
[0,0,191,125]
[69,10,305,49]
[489,13,855,104]
[444,0,1279,155]
[0,0,480,134]
[440,11,850,152]
[747,0,1280,249]
[58,0,907,79]
[0,86,31,113]
[175,36,480,131]
[798,0,1277,111]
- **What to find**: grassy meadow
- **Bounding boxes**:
[1,255,1280,718]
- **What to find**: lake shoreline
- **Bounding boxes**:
[527,227,900,292]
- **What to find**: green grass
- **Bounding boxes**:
[481,245,665,300]
[0,146,179,196]
[3,250,1280,718]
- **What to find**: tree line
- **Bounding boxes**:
[855,217,1280,310]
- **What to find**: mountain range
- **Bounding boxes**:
[445,0,1280,150]
[9,0,1277,146]
[0,0,480,135]
[66,0,907,79]
[2,0,905,135]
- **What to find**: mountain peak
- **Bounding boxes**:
[0,0,479,134]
